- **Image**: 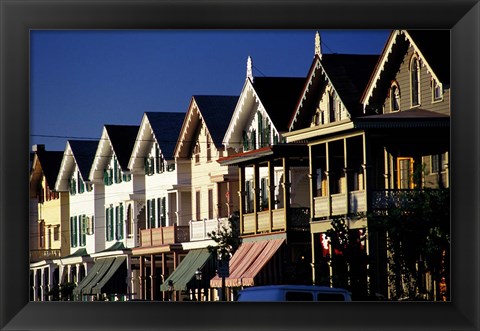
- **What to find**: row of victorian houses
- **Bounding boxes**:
[29,30,450,302]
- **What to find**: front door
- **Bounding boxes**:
[397,157,414,189]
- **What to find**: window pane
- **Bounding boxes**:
[285,291,314,301]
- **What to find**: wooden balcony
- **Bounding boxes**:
[242,207,310,235]
[140,225,189,247]
[189,218,229,241]
[30,249,61,262]
[313,190,367,218]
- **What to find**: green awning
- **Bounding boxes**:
[81,257,116,295]
[160,248,212,292]
[73,258,107,295]
[91,256,126,295]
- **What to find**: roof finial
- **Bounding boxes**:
[247,56,253,81]
[315,31,322,59]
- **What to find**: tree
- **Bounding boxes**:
[370,188,450,300]
[207,211,240,260]
[324,214,369,299]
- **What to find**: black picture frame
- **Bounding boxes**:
[1,0,479,330]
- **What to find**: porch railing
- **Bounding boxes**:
[30,249,61,262]
[189,218,229,241]
[371,189,421,210]
[313,190,367,218]
[140,225,190,247]
[242,207,310,235]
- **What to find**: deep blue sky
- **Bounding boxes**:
[30,30,390,151]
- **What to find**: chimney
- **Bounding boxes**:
[315,31,322,59]
[246,56,253,81]
[32,144,45,152]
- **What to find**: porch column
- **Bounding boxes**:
[67,265,72,283]
[139,255,145,300]
[282,157,291,228]
[75,263,81,285]
[40,268,46,301]
[325,142,331,216]
[253,164,260,234]
[32,269,39,301]
[268,159,275,230]
[238,166,245,234]
[161,253,166,301]
[48,265,55,297]
[126,255,133,300]
[308,145,317,219]
[150,254,156,300]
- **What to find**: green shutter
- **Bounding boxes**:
[161,197,166,227]
[151,199,156,228]
[114,157,118,183]
[105,208,109,240]
[257,112,263,147]
[70,217,75,247]
[146,200,151,229]
[110,207,114,240]
[119,204,124,239]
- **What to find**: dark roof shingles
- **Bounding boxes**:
[193,95,239,146]
[68,140,99,180]
[105,125,139,170]
[145,112,186,159]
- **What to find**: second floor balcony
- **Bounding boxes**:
[139,225,190,247]
[242,207,310,235]
[189,217,230,241]
[314,190,367,218]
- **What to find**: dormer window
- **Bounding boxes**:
[390,83,401,111]
[411,57,420,107]
[433,79,443,101]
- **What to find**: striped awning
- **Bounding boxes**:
[210,238,285,288]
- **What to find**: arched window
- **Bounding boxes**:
[411,57,420,106]
[390,83,400,111]
[329,92,336,123]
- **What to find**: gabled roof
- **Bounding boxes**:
[407,30,450,84]
[361,30,450,111]
[289,53,379,131]
[145,112,186,159]
[68,140,99,180]
[174,95,238,159]
[252,77,306,132]
[33,150,64,189]
[104,125,139,170]
[193,96,239,147]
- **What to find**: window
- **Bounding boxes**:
[79,215,87,246]
[433,80,442,101]
[196,191,201,221]
[71,216,78,247]
[106,206,114,241]
[113,156,122,184]
[39,220,45,248]
[411,57,420,106]
[78,171,85,194]
[194,142,201,164]
[103,168,113,186]
[245,180,254,213]
[206,136,212,162]
[53,225,60,241]
[285,291,314,301]
[147,199,156,228]
[431,154,447,173]
[116,204,124,240]
[397,157,414,189]
[144,157,154,176]
[260,178,268,209]
[208,189,213,220]
[390,83,400,111]
[329,93,336,122]
[87,216,95,235]
[158,197,166,227]
[69,177,77,195]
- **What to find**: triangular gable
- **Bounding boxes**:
[361,29,449,113]
[289,53,379,132]
[129,112,185,172]
[174,95,237,159]
[223,77,304,151]
[30,149,63,195]
[89,125,139,182]
[55,140,98,191]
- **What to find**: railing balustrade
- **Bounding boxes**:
[189,218,229,241]
[140,225,190,247]
[30,249,61,262]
